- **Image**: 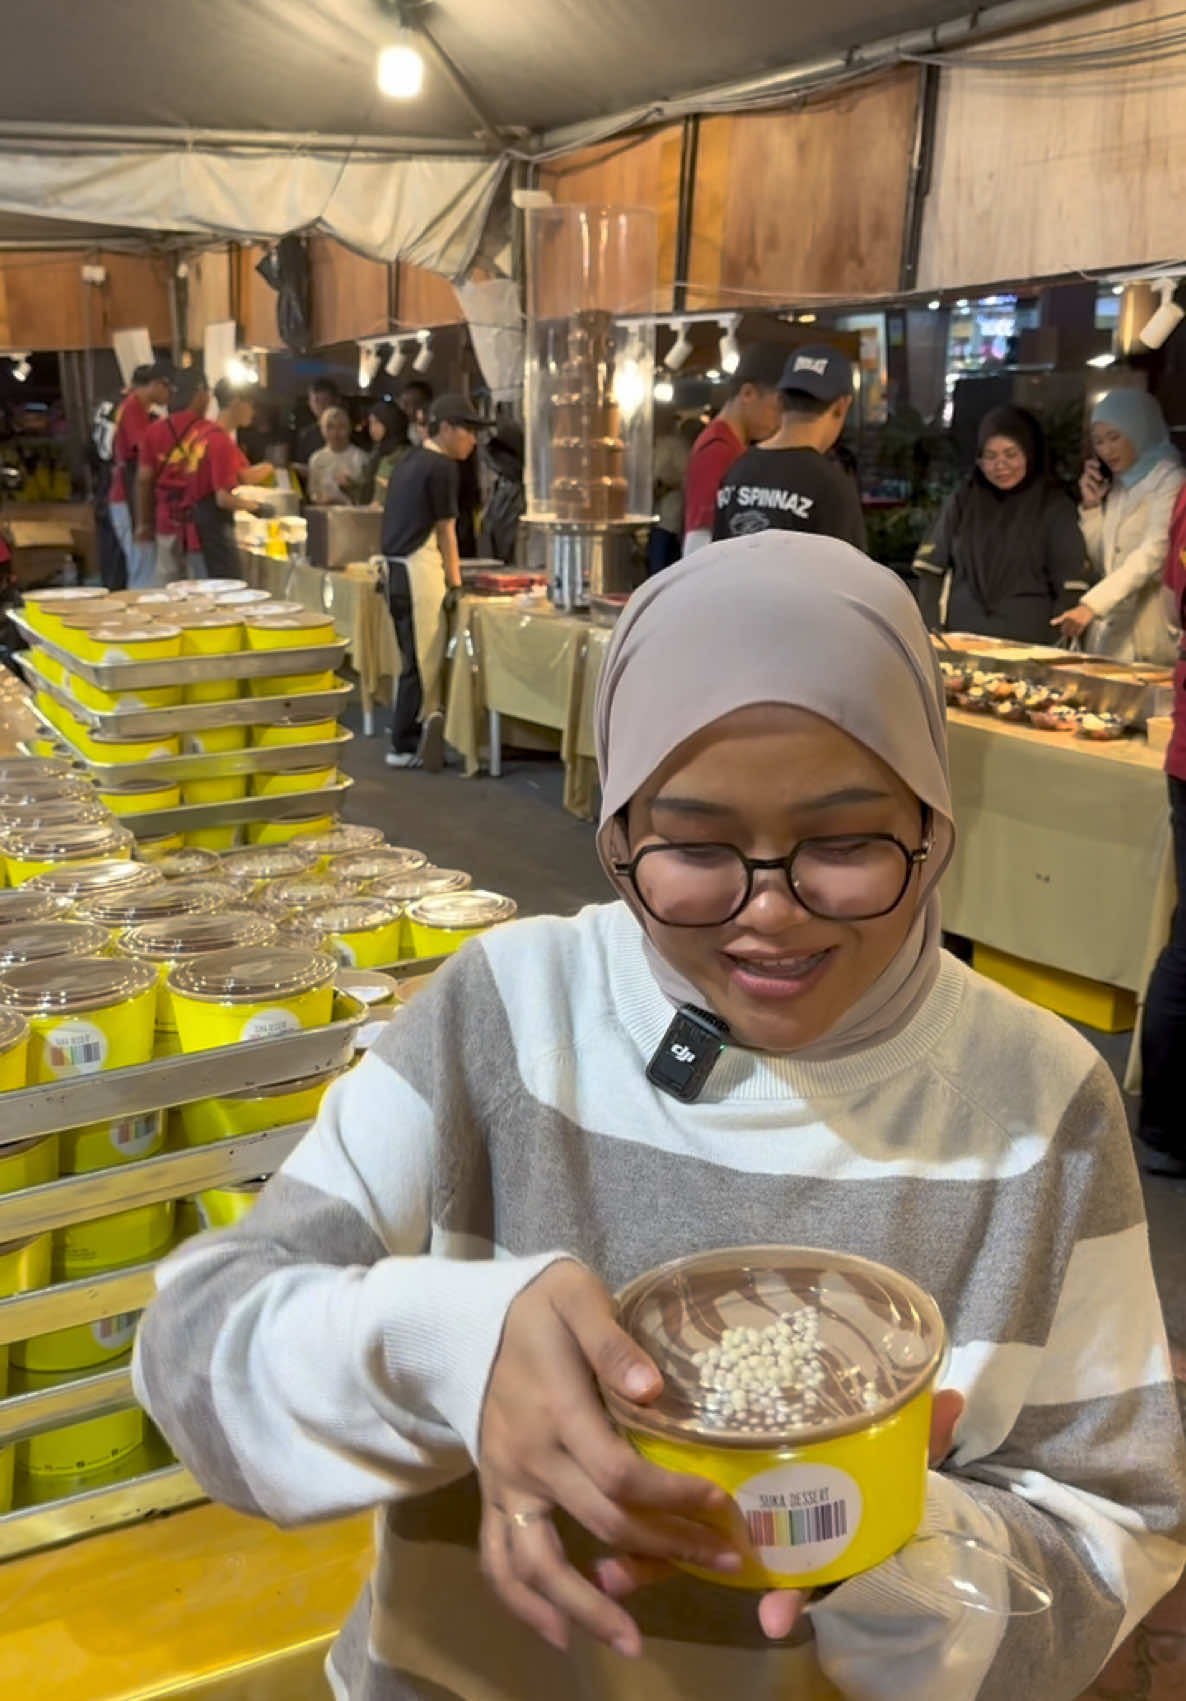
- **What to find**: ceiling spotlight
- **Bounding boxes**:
[412,330,433,373]
[386,342,409,377]
[718,315,741,375]
[1086,352,1117,369]
[654,376,675,405]
[225,353,260,387]
[927,299,942,311]
[10,356,30,383]
[797,312,817,325]
[1139,278,1186,350]
[357,343,383,388]
[377,38,425,99]
[705,368,722,382]
[665,323,693,371]
[1111,284,1125,296]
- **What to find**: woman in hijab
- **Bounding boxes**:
[133,536,1184,1701]
[1054,388,1185,661]
[913,405,1085,642]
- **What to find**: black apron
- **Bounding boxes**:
[193,496,238,577]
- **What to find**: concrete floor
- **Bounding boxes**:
[341,721,1186,1358]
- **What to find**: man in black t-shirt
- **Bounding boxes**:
[381,394,486,770]
[712,346,866,552]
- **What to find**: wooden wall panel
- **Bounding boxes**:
[397,262,464,328]
[687,70,920,307]
[185,248,232,352]
[309,237,390,347]
[236,244,284,351]
[919,0,1186,287]
[0,251,172,350]
[539,128,681,310]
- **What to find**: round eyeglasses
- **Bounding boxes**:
[613,829,932,928]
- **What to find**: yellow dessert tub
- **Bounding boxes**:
[13,1306,142,1375]
[58,1108,165,1175]
[179,1065,340,1146]
[98,779,182,815]
[0,1007,29,1090]
[247,811,335,844]
[176,611,244,656]
[89,623,182,664]
[11,1355,145,1486]
[184,826,241,851]
[184,677,242,704]
[3,821,133,885]
[183,776,248,804]
[327,847,428,888]
[25,858,162,905]
[194,1179,267,1229]
[68,672,182,712]
[245,611,336,650]
[53,1200,175,1282]
[0,1231,54,1512]
[252,718,339,747]
[21,587,108,640]
[0,1133,58,1196]
[405,891,517,959]
[302,900,403,969]
[168,944,336,1051]
[118,910,278,1031]
[149,846,221,880]
[0,919,111,969]
[248,669,337,698]
[218,844,316,890]
[606,1247,945,1591]
[134,831,186,860]
[81,729,181,765]
[0,957,158,1080]
[300,824,384,869]
[251,763,336,797]
[182,724,249,755]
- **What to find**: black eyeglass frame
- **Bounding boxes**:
[612,814,933,927]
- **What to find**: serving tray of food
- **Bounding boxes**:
[11,614,347,690]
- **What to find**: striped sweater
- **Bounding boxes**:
[134,901,1186,1701]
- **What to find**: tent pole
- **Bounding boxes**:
[0,122,495,157]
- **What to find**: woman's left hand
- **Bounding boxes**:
[594,1389,966,1642]
[1052,603,1095,640]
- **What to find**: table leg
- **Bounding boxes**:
[488,709,503,778]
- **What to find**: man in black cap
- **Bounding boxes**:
[712,345,866,551]
[682,343,784,555]
[381,394,486,770]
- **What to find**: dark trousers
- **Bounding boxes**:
[1139,774,1186,1157]
[387,557,424,755]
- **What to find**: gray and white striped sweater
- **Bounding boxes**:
[134,901,1186,1701]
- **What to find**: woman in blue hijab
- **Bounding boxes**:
[1054,388,1185,662]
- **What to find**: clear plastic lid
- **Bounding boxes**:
[224,1064,343,1104]
[0,758,81,782]
[331,847,428,882]
[271,920,329,954]
[5,823,132,863]
[147,847,221,880]
[213,588,272,606]
[24,587,108,608]
[258,875,361,915]
[0,1005,28,1052]
[88,622,182,644]
[219,845,317,884]
[189,579,246,596]
[166,878,241,909]
[0,920,111,966]
[168,944,336,1003]
[606,1246,945,1449]
[405,890,517,931]
[0,777,94,805]
[300,825,384,857]
[119,910,277,963]
[26,860,163,899]
[2,797,112,833]
[170,608,243,631]
[369,867,471,903]
[246,609,333,631]
[0,888,72,926]
[99,776,181,798]
[0,954,158,1014]
[76,881,225,928]
[302,900,400,935]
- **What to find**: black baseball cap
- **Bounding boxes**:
[132,360,175,387]
[779,345,854,403]
[733,343,787,389]
[172,367,209,409]
[429,394,489,430]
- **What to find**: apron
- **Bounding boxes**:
[405,533,448,712]
[193,495,239,579]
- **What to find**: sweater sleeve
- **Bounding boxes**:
[1079,503,1104,574]
[1083,469,1185,620]
[810,1059,1186,1701]
[1044,494,1092,615]
[132,969,568,1526]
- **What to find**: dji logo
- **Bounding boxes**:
[670,1043,696,1064]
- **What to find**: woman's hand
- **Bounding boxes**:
[1051,603,1095,640]
[595,1389,968,1644]
[478,1260,743,1657]
[1080,461,1107,509]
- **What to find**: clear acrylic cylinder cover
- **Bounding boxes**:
[525,204,657,525]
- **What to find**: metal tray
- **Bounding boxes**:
[12,612,347,690]
[35,704,354,781]
[934,636,1173,728]
[118,777,351,835]
[0,1452,201,1562]
[17,649,352,736]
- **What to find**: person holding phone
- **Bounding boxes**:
[1053,389,1184,661]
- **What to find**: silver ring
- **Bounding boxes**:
[509,1507,552,1529]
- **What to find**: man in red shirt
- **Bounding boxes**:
[1137,484,1186,1175]
[182,380,273,578]
[682,344,784,555]
[110,361,172,587]
[136,368,211,584]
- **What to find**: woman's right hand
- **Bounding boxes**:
[478,1259,743,1657]
[1080,460,1107,509]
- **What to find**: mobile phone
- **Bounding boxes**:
[1091,457,1112,487]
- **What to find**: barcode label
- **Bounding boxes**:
[91,1311,140,1347]
[747,1498,847,1549]
[45,1020,108,1076]
[109,1112,162,1156]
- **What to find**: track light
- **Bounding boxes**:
[1139,279,1186,350]
[357,343,383,388]
[225,353,260,387]
[386,342,409,377]
[412,331,433,374]
[10,355,30,383]
[719,316,741,375]
[665,322,693,371]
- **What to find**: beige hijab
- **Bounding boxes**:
[594,532,956,1061]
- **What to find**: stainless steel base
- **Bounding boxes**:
[532,521,641,612]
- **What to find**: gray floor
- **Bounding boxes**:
[339,717,1185,1353]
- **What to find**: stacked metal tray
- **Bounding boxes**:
[13,614,356,835]
[0,985,397,1561]
[935,633,1174,728]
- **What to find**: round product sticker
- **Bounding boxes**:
[89,1311,140,1353]
[108,1111,163,1160]
[330,939,356,968]
[44,1019,108,1076]
[240,1008,301,1042]
[735,1461,862,1575]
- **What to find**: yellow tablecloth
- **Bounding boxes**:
[238,549,401,717]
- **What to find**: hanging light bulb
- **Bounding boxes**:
[665,322,693,371]
[718,316,741,375]
[412,330,433,373]
[377,38,425,99]
[654,376,675,405]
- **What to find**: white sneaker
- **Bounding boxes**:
[385,751,421,769]
[418,710,445,774]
